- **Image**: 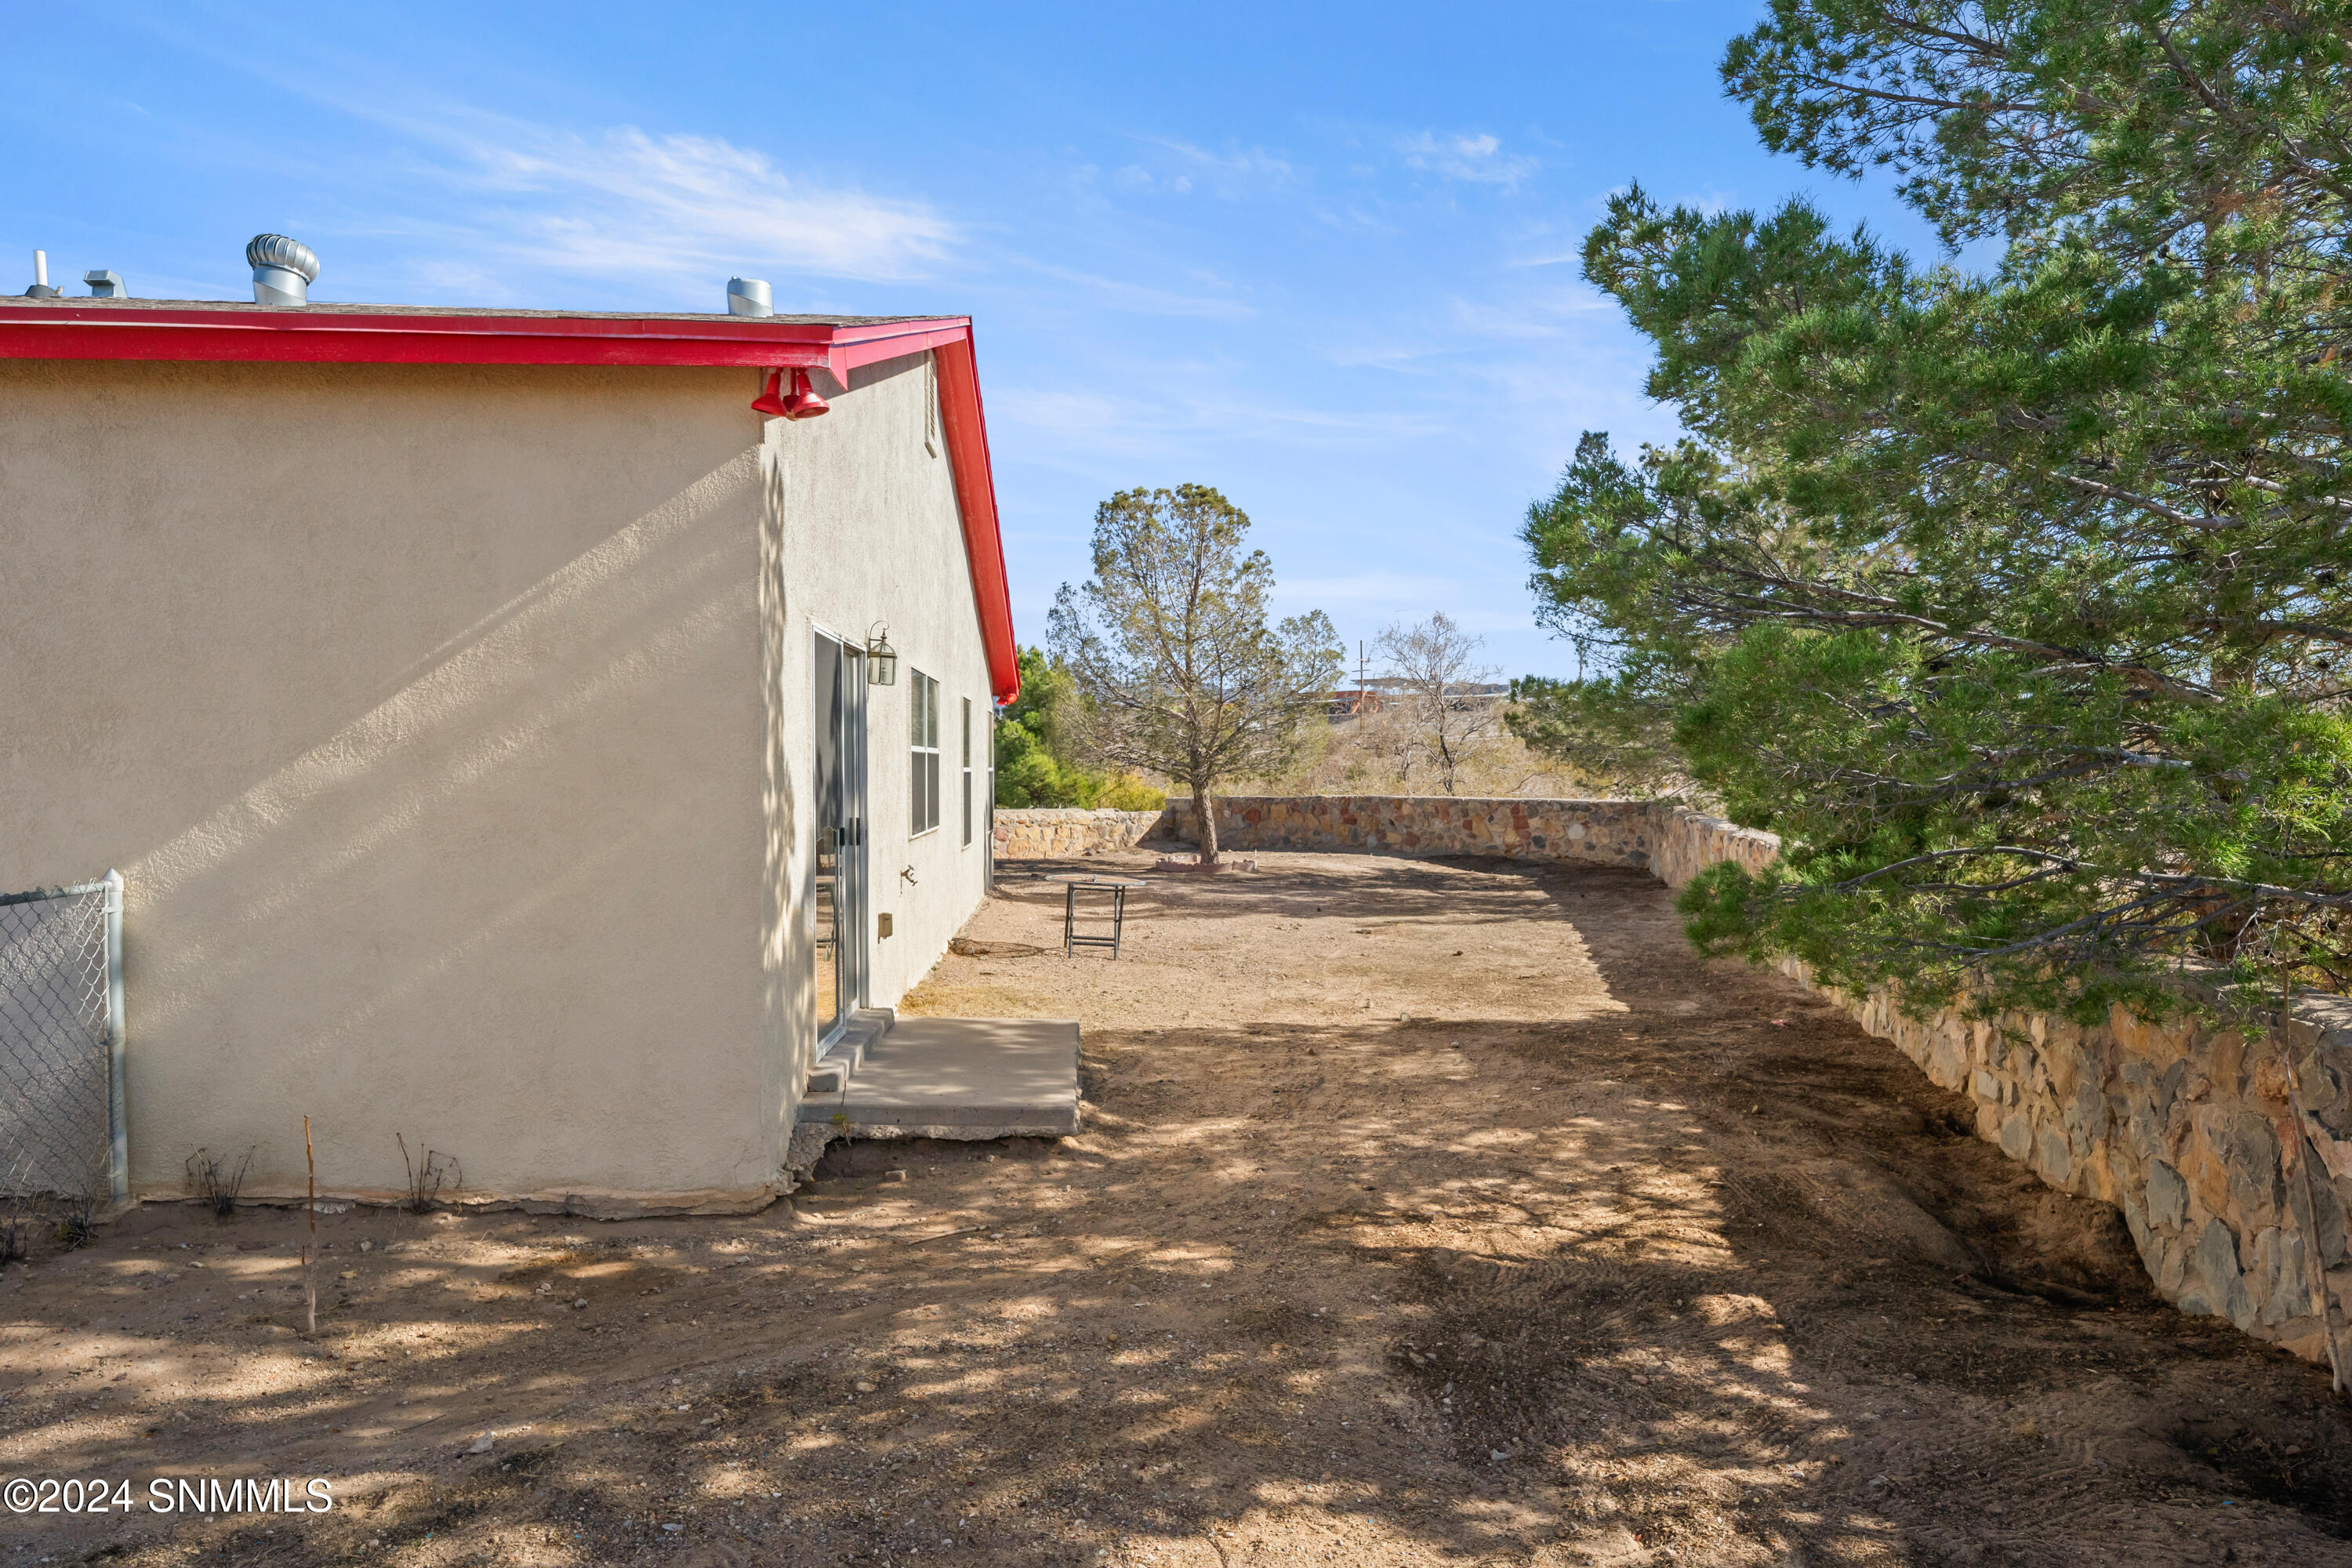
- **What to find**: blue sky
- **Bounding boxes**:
[5,2,1944,679]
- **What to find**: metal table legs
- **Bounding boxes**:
[1062,881,1131,958]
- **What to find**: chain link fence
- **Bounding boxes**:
[0,873,125,1207]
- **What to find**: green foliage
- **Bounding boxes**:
[1050,485,1339,857]
[992,647,1166,809]
[1094,773,1170,811]
[993,648,1089,808]
[1002,648,1078,760]
[992,713,1085,808]
[1505,672,1690,800]
[1534,1,2352,1018]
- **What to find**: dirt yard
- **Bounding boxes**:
[4,850,2350,1567]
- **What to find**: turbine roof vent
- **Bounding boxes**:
[246,234,318,307]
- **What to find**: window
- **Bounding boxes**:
[910,670,940,836]
[961,697,974,845]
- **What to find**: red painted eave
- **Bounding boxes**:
[0,303,1022,703]
[0,303,970,380]
[931,331,1020,705]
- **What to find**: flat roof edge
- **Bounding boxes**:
[0,305,972,370]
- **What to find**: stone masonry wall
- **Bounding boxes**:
[1162,794,1669,871]
[994,790,2352,1367]
[1781,957,2352,1367]
[1635,804,2352,1367]
[991,808,1170,859]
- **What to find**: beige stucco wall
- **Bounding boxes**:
[0,350,992,1210]
[761,354,994,1054]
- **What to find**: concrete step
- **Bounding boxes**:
[804,1007,895,1094]
[797,1016,1081,1138]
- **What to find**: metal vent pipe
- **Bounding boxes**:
[247,234,318,307]
[727,277,773,318]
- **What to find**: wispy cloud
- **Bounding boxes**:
[992,378,1450,474]
[1447,285,1614,339]
[157,34,962,291]
[1125,136,1297,198]
[1396,131,1538,189]
[1113,164,1191,194]
[381,120,958,285]
[1018,262,1255,320]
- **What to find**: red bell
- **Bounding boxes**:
[782,367,830,419]
[753,367,830,420]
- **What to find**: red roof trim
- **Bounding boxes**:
[0,303,1021,702]
[931,332,1019,703]
[0,305,964,372]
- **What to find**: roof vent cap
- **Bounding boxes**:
[726,277,772,318]
[84,270,126,299]
[24,249,59,299]
[247,234,318,307]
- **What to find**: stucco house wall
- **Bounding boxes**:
[0,350,990,1211]
[767,355,994,1036]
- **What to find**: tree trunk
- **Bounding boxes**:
[1196,784,1221,866]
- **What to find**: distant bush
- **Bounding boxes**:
[996,719,1163,810]
[993,647,1166,810]
[1094,773,1167,811]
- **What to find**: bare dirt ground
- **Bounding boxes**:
[5,850,2350,1568]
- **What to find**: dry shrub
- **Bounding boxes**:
[0,1162,32,1265]
[185,1146,256,1218]
[398,1134,463,1213]
[1254,701,1592,798]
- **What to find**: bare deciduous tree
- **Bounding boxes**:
[1374,612,1503,795]
[1049,485,1341,864]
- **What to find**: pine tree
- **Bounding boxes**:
[1526,2,2352,1018]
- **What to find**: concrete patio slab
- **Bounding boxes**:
[796,1016,1080,1138]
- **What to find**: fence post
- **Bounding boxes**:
[103,869,126,1208]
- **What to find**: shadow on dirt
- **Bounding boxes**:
[13,850,2352,1566]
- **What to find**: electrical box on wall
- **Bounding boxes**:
[877,913,894,939]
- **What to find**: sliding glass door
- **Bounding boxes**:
[811,633,868,1045]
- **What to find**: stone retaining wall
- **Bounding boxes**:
[1787,960,2352,1366]
[1162,794,1669,871]
[998,794,1755,876]
[991,808,1170,859]
[994,790,2352,1367]
[1632,802,2352,1367]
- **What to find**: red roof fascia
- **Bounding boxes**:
[0,304,1021,702]
[0,304,967,373]
[931,332,1019,703]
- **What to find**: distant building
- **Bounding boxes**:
[1322,680,1511,719]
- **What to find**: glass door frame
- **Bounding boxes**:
[813,630,870,1050]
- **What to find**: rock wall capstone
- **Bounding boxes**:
[992,790,2352,1367]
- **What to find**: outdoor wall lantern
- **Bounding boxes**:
[866,623,899,685]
